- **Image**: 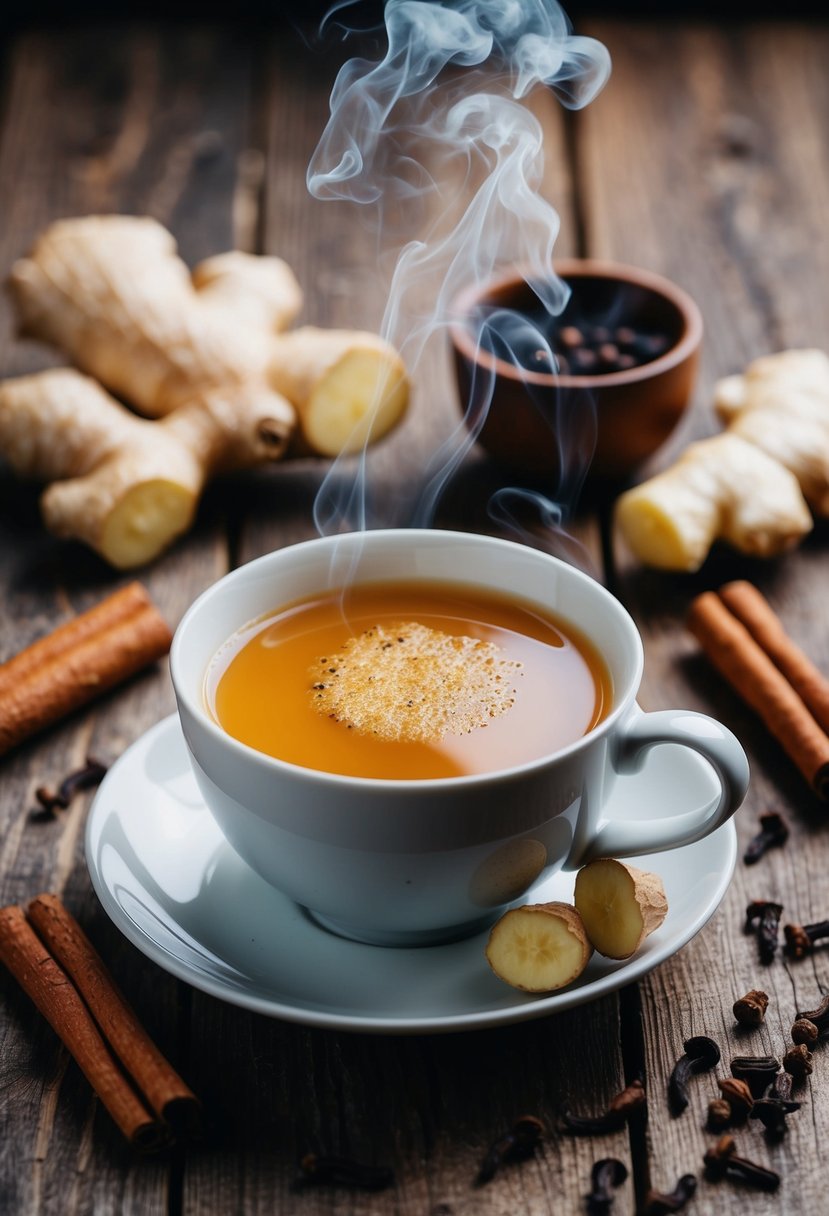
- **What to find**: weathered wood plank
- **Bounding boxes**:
[0,24,251,1214]
[583,20,829,1210]
[183,1000,634,1216]
[181,27,628,1216]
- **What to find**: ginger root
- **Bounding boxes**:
[485,902,592,993]
[9,216,408,449]
[615,348,827,571]
[1,216,409,566]
[9,217,292,415]
[0,369,296,569]
[616,433,811,572]
[574,858,667,960]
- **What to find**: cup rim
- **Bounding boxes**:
[448,258,703,390]
[170,528,644,790]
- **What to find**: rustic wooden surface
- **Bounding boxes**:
[0,16,826,1214]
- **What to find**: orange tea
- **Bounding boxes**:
[207,581,611,780]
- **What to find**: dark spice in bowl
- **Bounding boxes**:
[473,285,675,377]
[450,259,702,481]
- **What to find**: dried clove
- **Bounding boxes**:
[795,993,829,1034]
[784,919,829,959]
[730,1055,780,1099]
[783,1043,813,1082]
[33,756,108,817]
[732,989,768,1027]
[716,1078,754,1124]
[791,1017,819,1046]
[586,1157,627,1215]
[559,1079,645,1135]
[706,1099,733,1131]
[668,1036,721,1115]
[749,1080,800,1141]
[295,1152,394,1191]
[745,901,783,964]
[641,1174,697,1215]
[475,1115,546,1185]
[703,1135,780,1192]
[771,1070,794,1102]
[743,812,789,864]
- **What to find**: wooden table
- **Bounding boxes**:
[1,14,828,1214]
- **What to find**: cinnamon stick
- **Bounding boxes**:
[688,591,829,800]
[0,582,151,693]
[27,894,199,1137]
[719,580,829,735]
[0,905,166,1150]
[0,583,172,756]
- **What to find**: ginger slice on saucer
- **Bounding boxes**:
[485,903,592,993]
[574,858,668,960]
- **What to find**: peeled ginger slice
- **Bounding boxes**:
[302,346,408,456]
[574,859,668,960]
[485,902,592,993]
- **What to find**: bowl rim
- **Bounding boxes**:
[448,258,703,389]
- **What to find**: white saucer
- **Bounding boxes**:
[85,715,737,1035]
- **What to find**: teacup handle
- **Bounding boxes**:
[580,708,749,862]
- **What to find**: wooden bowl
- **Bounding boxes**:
[449,260,702,481]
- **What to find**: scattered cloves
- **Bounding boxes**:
[784,919,829,959]
[730,1055,780,1099]
[475,1115,546,1185]
[783,1043,813,1082]
[33,756,108,817]
[641,1174,697,1215]
[745,901,783,964]
[559,1079,645,1135]
[743,812,789,864]
[732,989,768,1027]
[795,993,829,1034]
[668,1036,721,1116]
[703,1135,780,1192]
[295,1152,394,1191]
[716,1078,754,1125]
[791,1017,819,1046]
[586,1157,627,1216]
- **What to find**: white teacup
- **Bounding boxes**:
[170,529,748,947]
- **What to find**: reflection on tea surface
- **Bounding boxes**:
[207,581,611,780]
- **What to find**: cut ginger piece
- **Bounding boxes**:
[270,329,408,456]
[485,902,592,993]
[574,859,668,960]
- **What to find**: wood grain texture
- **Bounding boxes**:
[4,13,829,1216]
[0,24,247,1215]
[182,1000,633,1216]
[586,20,829,1211]
[179,24,626,1216]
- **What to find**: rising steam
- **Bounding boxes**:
[307,0,610,540]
